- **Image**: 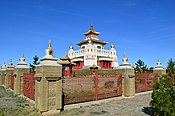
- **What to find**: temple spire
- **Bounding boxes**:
[84,24,100,36]
[90,23,94,30]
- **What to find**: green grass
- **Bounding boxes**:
[72,70,90,74]
[72,69,117,74]
[98,69,117,74]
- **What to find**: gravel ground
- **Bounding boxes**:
[60,92,152,116]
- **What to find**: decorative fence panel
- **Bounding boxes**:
[23,72,35,100]
[10,73,14,90]
[63,73,122,105]
[135,73,158,93]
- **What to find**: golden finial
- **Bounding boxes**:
[48,40,52,49]
[90,23,94,30]
[22,53,24,58]
[124,52,126,58]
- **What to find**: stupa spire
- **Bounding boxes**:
[39,40,59,66]
[1,62,6,69]
[118,53,133,69]
[110,42,115,48]
[22,53,24,58]
[17,53,28,68]
[122,52,129,64]
[48,40,52,49]
[7,59,15,70]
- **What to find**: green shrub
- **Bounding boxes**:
[150,75,175,116]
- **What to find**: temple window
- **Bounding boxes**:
[97,46,101,49]
[81,46,85,49]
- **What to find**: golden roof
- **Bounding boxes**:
[84,24,100,35]
[58,60,70,64]
[60,55,70,60]
[77,38,108,45]
[58,60,76,65]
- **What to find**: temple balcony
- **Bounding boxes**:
[69,49,116,58]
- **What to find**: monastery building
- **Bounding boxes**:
[67,25,118,70]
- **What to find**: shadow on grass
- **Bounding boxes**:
[142,107,153,116]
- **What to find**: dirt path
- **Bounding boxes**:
[60,92,152,116]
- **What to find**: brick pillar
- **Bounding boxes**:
[5,69,14,88]
[0,71,5,85]
[14,54,29,95]
[34,40,62,114]
[5,59,15,89]
[0,62,6,86]
[14,68,29,95]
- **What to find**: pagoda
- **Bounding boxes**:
[58,55,75,77]
[67,24,118,70]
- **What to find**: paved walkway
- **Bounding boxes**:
[61,91,152,116]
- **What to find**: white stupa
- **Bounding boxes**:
[153,59,166,75]
[7,59,15,70]
[38,40,60,66]
[17,53,28,68]
[118,53,133,69]
[154,59,164,70]
[1,62,6,71]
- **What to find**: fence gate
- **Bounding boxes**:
[23,72,35,100]
[63,72,122,105]
[135,73,158,93]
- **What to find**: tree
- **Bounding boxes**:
[135,59,149,73]
[150,75,175,116]
[166,58,175,77]
[30,55,40,72]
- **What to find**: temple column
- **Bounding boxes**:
[101,61,103,69]
[104,61,107,69]
[80,61,83,69]
[106,62,107,69]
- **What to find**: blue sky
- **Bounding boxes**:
[0,0,175,68]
